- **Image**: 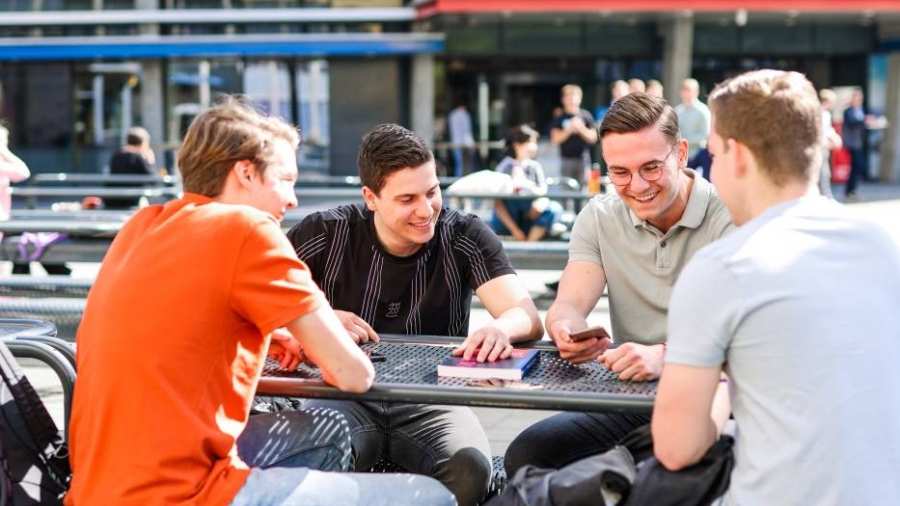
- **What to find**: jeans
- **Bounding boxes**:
[490,199,563,238]
[304,399,492,506]
[503,411,651,477]
[230,408,456,506]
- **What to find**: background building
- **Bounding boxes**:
[416,0,900,182]
[0,0,441,176]
[2,0,900,183]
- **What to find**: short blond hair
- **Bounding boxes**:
[177,96,299,197]
[708,70,821,186]
[561,84,583,97]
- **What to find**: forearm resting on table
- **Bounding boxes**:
[285,305,374,393]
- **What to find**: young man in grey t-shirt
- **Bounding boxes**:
[505,92,733,476]
[654,69,900,504]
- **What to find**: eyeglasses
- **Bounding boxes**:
[607,145,678,186]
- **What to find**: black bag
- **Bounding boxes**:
[488,424,733,506]
[0,340,70,505]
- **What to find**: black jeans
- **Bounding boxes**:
[503,411,651,477]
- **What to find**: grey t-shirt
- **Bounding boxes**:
[675,101,711,158]
[667,196,900,505]
[568,169,733,344]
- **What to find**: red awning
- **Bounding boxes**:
[417,0,900,16]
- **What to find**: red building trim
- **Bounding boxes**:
[417,0,900,17]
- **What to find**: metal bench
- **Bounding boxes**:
[0,298,84,341]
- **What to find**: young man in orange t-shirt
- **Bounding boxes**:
[66,99,455,506]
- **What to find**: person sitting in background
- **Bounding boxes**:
[1,124,72,276]
[106,126,158,209]
[490,124,562,242]
[0,125,30,223]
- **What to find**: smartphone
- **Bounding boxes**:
[569,325,611,342]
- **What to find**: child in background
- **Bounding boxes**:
[490,124,561,242]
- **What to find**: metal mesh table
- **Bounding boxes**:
[259,335,655,413]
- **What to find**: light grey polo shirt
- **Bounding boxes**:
[568,169,732,344]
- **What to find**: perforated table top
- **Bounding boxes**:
[259,335,655,414]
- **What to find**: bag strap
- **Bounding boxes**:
[0,342,70,490]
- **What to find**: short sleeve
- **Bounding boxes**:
[231,218,325,335]
[567,204,604,266]
[582,110,596,128]
[550,115,565,130]
[665,251,737,367]
[285,212,329,280]
[454,216,517,289]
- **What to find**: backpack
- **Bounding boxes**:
[488,424,733,506]
[0,340,70,505]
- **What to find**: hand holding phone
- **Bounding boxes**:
[568,325,611,343]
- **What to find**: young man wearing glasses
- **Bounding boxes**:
[504,92,733,476]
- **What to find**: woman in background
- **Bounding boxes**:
[490,124,561,242]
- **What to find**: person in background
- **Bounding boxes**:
[490,124,562,242]
[106,126,159,209]
[448,99,476,178]
[675,78,712,179]
[1,124,72,276]
[0,124,30,223]
[628,78,646,94]
[594,80,630,124]
[551,84,597,187]
[646,80,664,98]
[842,88,869,200]
[818,88,842,198]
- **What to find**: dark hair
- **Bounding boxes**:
[125,126,150,147]
[504,124,539,158]
[358,123,433,195]
[599,92,679,145]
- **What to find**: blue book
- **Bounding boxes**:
[437,348,539,381]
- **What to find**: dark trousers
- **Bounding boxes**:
[503,411,651,477]
[304,399,491,506]
[845,147,867,196]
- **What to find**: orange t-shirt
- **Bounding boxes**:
[66,193,324,505]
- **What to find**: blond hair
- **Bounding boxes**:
[177,96,299,197]
[708,70,821,185]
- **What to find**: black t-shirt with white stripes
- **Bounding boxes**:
[286,204,516,337]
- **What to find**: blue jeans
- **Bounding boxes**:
[230,408,456,506]
[490,199,562,238]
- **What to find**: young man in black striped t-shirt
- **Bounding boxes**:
[286,124,543,505]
